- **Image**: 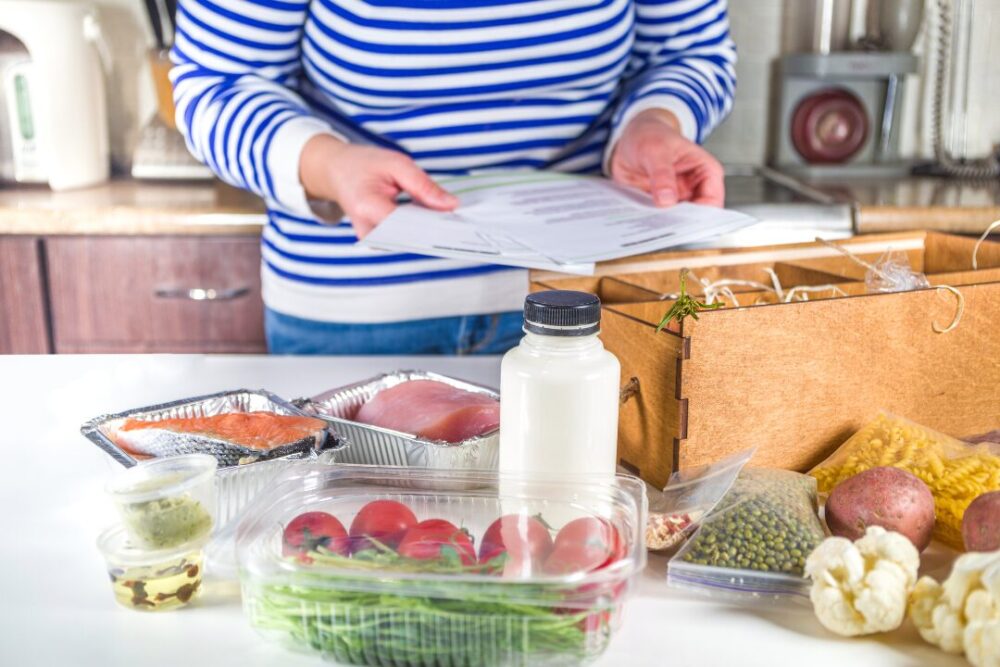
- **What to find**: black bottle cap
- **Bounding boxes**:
[523,290,601,337]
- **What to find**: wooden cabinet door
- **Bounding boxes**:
[0,237,51,354]
[47,236,266,353]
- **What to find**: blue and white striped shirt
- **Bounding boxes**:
[172,0,736,323]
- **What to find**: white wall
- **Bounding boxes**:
[702,0,785,165]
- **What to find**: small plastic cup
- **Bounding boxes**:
[98,524,207,612]
[106,454,218,550]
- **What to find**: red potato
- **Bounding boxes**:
[962,491,1000,552]
[825,466,935,551]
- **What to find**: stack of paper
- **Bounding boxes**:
[361,172,758,275]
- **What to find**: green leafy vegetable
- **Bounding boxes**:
[247,547,617,667]
[656,269,723,332]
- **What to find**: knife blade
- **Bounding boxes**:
[143,0,165,50]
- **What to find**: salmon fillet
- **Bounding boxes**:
[110,412,329,465]
[119,412,326,449]
[354,380,499,443]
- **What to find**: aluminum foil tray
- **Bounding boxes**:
[297,371,499,472]
[81,389,345,528]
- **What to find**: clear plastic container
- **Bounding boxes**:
[237,465,647,666]
[106,454,217,549]
[97,524,207,612]
[214,456,307,530]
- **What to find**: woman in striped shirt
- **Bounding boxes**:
[172,0,736,354]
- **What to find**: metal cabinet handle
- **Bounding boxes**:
[154,287,251,301]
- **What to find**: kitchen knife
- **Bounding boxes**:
[144,0,165,50]
[162,0,177,46]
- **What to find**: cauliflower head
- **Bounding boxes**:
[805,526,920,637]
[910,550,1000,667]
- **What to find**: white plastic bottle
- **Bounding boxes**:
[499,290,621,479]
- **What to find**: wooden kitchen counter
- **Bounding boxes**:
[1,175,997,237]
[806,176,1000,235]
[0,179,266,235]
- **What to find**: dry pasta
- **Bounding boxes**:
[811,413,1000,551]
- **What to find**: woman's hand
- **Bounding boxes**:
[300,135,458,238]
[609,109,725,208]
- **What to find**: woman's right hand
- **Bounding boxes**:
[299,134,458,238]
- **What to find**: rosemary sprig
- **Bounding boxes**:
[655,269,724,332]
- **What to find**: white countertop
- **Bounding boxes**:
[0,355,962,667]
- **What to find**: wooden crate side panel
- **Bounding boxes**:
[607,262,856,299]
[530,276,661,305]
[924,232,1000,272]
[611,263,776,296]
[773,263,857,289]
[717,282,871,308]
[600,277,663,303]
[928,268,1000,286]
[605,284,875,327]
[680,282,1000,472]
[603,301,675,328]
[786,247,927,281]
[530,276,601,294]
[602,306,684,489]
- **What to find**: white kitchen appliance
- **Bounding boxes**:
[0,0,109,190]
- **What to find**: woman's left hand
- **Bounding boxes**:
[609,108,725,208]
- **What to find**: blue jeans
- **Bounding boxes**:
[265,308,524,355]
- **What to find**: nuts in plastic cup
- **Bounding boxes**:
[106,454,217,550]
[98,524,207,612]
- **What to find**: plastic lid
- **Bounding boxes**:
[97,523,209,567]
[106,453,217,504]
[523,290,601,336]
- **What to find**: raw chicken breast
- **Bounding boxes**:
[354,380,499,443]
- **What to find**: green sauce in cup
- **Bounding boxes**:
[121,494,213,549]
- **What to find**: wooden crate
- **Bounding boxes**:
[531,232,1000,489]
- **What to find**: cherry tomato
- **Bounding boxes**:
[397,519,476,566]
[349,500,418,552]
[553,517,623,558]
[544,517,624,574]
[478,514,553,566]
[495,549,538,578]
[542,543,615,575]
[282,511,349,561]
